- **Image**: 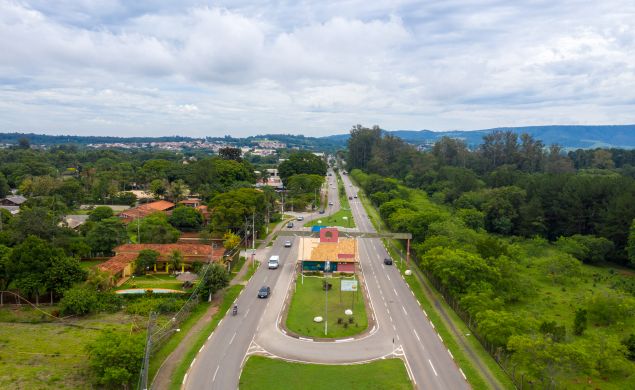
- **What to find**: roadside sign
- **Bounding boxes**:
[341,280,358,292]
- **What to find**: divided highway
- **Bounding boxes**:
[183,170,469,389]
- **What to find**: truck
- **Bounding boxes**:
[268,255,280,269]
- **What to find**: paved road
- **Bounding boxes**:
[184,169,469,389]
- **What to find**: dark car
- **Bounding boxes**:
[348,196,352,200]
[258,286,271,298]
[287,222,294,228]
[383,257,393,265]
[318,209,325,214]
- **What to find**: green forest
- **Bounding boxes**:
[347,125,635,388]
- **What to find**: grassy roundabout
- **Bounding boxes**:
[286,276,368,338]
[239,356,413,390]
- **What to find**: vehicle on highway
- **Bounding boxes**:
[354,194,358,198]
[319,210,325,214]
[287,222,294,228]
[328,201,333,206]
[348,196,352,200]
[257,286,271,298]
[268,255,280,269]
[284,240,292,248]
[232,304,238,316]
[296,216,304,221]
[384,257,393,265]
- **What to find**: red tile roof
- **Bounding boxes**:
[114,243,225,261]
[97,253,137,274]
[144,200,176,211]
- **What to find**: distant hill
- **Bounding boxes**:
[322,125,635,149]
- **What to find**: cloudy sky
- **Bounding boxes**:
[1,1,634,137]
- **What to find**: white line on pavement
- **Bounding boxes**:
[402,306,408,316]
[438,334,443,343]
[190,358,196,368]
[393,288,398,296]
[229,332,237,345]
[212,365,219,382]
[448,349,454,360]
[459,368,467,380]
[413,329,420,342]
[428,359,438,376]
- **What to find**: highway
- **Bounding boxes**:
[183,169,469,389]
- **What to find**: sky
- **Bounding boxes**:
[1,0,634,137]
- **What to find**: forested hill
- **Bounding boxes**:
[324,125,635,149]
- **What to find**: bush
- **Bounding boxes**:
[124,296,185,316]
[59,285,99,316]
[86,330,145,388]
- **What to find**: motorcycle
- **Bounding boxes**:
[232,305,238,316]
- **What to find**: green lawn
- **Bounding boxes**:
[286,276,367,338]
[79,259,106,270]
[304,208,355,228]
[0,310,137,389]
[239,356,412,390]
[120,274,188,291]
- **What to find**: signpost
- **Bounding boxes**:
[341,279,358,310]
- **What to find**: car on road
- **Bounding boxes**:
[384,257,393,265]
[284,240,292,248]
[328,201,333,206]
[287,222,294,228]
[348,196,352,200]
[296,216,304,221]
[268,255,279,269]
[258,286,271,298]
[318,209,325,214]
[354,194,358,198]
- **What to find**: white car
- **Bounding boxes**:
[284,240,292,248]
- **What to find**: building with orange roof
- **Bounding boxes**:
[98,242,225,284]
[118,200,175,223]
[300,228,358,273]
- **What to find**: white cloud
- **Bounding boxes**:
[0,0,634,136]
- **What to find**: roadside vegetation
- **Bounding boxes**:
[239,356,412,389]
[346,126,635,389]
[286,276,367,338]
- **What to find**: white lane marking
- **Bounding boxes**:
[459,368,467,380]
[393,288,398,296]
[438,334,443,342]
[392,324,396,331]
[430,321,435,329]
[402,306,408,316]
[423,309,427,316]
[190,358,196,368]
[386,274,390,281]
[182,373,187,384]
[245,308,250,317]
[413,329,421,342]
[448,349,454,360]
[212,365,220,382]
[229,332,237,345]
[299,337,313,342]
[389,315,393,323]
[428,359,438,376]
[198,345,204,353]
[335,338,355,343]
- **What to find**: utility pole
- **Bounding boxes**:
[139,312,157,390]
[252,211,256,270]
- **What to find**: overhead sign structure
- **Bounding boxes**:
[341,280,358,292]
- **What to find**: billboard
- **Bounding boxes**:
[341,280,358,292]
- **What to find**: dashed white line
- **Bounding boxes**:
[190,358,196,368]
[229,332,237,345]
[448,349,454,360]
[386,274,390,281]
[393,288,398,296]
[459,368,467,380]
[212,365,220,382]
[428,359,438,376]
[438,334,443,343]
[413,329,421,342]
[401,306,408,316]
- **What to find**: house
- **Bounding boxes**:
[300,228,358,273]
[61,214,89,230]
[0,195,27,206]
[97,242,226,283]
[179,198,202,208]
[118,200,175,223]
[0,205,20,215]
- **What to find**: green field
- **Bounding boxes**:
[0,309,138,389]
[286,276,367,338]
[304,208,356,228]
[120,273,188,291]
[239,356,412,389]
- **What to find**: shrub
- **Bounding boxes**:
[59,285,98,316]
[86,330,144,388]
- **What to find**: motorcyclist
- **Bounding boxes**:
[232,304,238,315]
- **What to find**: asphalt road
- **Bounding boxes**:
[184,169,468,389]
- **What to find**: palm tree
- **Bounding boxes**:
[169,250,183,274]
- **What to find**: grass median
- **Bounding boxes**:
[286,276,367,338]
[239,355,413,389]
